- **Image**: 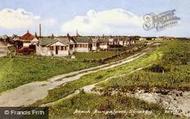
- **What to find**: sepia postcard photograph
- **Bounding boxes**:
[0,0,189,119]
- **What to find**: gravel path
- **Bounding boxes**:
[41,66,146,107]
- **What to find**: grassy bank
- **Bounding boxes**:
[0,45,146,93]
[74,51,119,61]
[73,44,146,64]
[0,56,98,93]
[100,40,190,91]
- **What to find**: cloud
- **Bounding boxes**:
[0,8,57,29]
[61,8,143,35]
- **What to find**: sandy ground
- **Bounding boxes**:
[90,88,190,118]
[0,52,146,107]
[129,90,190,117]
[82,85,190,118]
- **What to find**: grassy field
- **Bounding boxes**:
[0,56,98,93]
[0,46,146,93]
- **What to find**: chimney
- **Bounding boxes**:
[52,33,54,38]
[39,24,42,38]
[67,33,70,38]
[34,32,38,37]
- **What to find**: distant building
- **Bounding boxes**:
[99,38,109,50]
[20,31,38,48]
[13,31,38,54]
[10,30,138,56]
[118,37,131,46]
[91,38,99,51]
[139,37,147,41]
[0,40,8,57]
[74,36,92,52]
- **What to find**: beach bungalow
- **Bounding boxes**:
[139,37,147,41]
[74,36,92,52]
[99,38,109,50]
[14,31,39,52]
[36,37,75,56]
[118,37,130,46]
[91,38,99,51]
[108,38,120,46]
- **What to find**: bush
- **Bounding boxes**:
[147,64,167,73]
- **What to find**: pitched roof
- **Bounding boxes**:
[56,37,71,44]
[92,38,99,42]
[99,38,109,43]
[74,36,92,43]
[20,32,34,41]
[1,35,9,40]
[39,37,57,46]
[39,37,72,46]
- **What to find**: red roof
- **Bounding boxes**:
[20,31,34,41]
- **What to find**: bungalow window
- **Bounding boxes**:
[82,44,88,48]
[61,46,67,50]
[50,46,54,50]
[76,44,89,48]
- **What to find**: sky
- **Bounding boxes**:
[0,0,189,37]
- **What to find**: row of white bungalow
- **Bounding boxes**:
[11,31,136,57]
[0,31,178,57]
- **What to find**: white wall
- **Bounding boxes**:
[36,46,70,57]
[53,50,69,56]
[75,47,90,52]
[75,43,91,52]
[0,46,7,57]
[119,41,124,46]
[23,43,31,47]
[139,38,146,41]
[50,42,70,56]
[92,46,97,51]
[36,41,71,57]
[92,43,97,51]
[36,46,53,56]
[99,44,108,50]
